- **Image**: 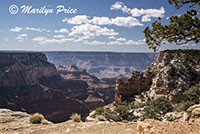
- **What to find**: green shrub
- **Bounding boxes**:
[70,113,81,122]
[174,83,200,112]
[114,105,129,119]
[132,103,146,109]
[184,83,200,104]
[174,101,195,112]
[94,107,104,116]
[144,97,174,120]
[29,113,45,124]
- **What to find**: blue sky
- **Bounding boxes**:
[0,0,199,52]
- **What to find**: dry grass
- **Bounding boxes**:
[70,113,81,122]
[29,113,45,124]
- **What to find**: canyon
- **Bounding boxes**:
[45,51,157,78]
[0,52,114,123]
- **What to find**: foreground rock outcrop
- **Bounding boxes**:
[1,108,200,134]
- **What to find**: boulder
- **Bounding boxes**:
[186,104,200,121]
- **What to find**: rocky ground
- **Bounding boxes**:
[0,109,200,134]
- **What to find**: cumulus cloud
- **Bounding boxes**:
[55,28,68,33]
[33,36,73,45]
[63,15,143,27]
[110,1,165,22]
[111,16,143,27]
[110,1,130,14]
[69,24,119,40]
[10,27,22,32]
[63,15,90,24]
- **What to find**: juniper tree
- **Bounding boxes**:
[144,0,200,51]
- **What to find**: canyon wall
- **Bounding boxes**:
[0,52,113,123]
[115,50,200,103]
[0,53,57,87]
[45,52,157,78]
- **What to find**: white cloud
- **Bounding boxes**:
[74,36,91,42]
[55,28,68,33]
[32,36,73,45]
[54,35,65,38]
[16,37,24,40]
[10,27,50,33]
[125,39,145,45]
[19,34,28,37]
[90,16,111,25]
[110,2,165,22]
[116,37,126,41]
[32,37,46,41]
[84,40,106,45]
[25,27,50,32]
[16,34,28,42]
[107,37,145,45]
[10,27,22,32]
[63,15,90,24]
[69,24,118,39]
[108,36,116,40]
[111,16,143,27]
[110,1,130,14]
[63,15,143,27]
[107,40,123,45]
[25,27,42,32]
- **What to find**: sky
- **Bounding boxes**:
[0,0,199,52]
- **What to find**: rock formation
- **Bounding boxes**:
[0,52,118,123]
[115,71,153,102]
[0,52,114,123]
[57,65,115,107]
[0,53,57,87]
[115,50,200,103]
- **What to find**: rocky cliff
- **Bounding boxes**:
[115,49,200,103]
[0,53,57,87]
[57,65,115,107]
[45,52,157,78]
[0,52,115,123]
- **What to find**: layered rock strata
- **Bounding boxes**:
[115,50,200,103]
